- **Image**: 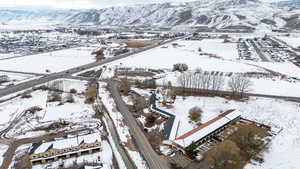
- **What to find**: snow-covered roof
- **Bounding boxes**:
[174,110,241,148]
[169,116,180,140]
[33,132,101,154]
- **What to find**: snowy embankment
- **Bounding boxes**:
[99,83,149,169]
[167,96,300,169]
[0,47,96,74]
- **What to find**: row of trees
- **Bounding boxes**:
[178,71,224,91]
[177,71,252,98]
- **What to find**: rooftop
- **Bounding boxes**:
[174,110,241,148]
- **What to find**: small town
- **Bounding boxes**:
[0,0,300,169]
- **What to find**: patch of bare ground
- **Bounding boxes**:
[203,123,270,169]
[33,121,72,132]
[118,40,154,48]
[112,154,120,169]
[14,154,31,169]
[123,137,138,151]
[117,70,156,77]
[145,129,163,153]
[57,161,104,169]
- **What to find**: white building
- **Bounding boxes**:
[173,110,241,148]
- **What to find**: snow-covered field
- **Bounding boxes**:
[246,61,300,79]
[0,79,93,138]
[161,96,300,169]
[276,36,300,48]
[0,72,38,89]
[0,22,56,31]
[197,39,239,60]
[249,77,300,97]
[0,90,48,127]
[0,47,96,74]
[105,40,264,73]
[0,53,20,59]
[156,71,300,97]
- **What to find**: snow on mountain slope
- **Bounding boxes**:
[0,0,298,30]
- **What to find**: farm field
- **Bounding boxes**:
[0,47,96,74]
[106,40,265,73]
[276,36,300,48]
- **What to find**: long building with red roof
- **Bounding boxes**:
[173,109,241,148]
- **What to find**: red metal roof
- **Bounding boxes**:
[176,109,236,140]
[176,115,223,140]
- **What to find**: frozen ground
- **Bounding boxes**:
[197,39,239,60]
[46,79,88,93]
[0,22,56,31]
[246,61,300,79]
[0,79,93,137]
[276,36,300,48]
[105,40,265,73]
[0,72,38,89]
[163,96,300,169]
[0,47,96,74]
[0,90,48,128]
[0,53,20,59]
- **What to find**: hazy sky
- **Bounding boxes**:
[0,0,198,9]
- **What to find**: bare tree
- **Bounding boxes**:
[48,80,63,91]
[228,74,252,98]
[178,71,225,94]
[188,106,203,122]
[200,73,212,90]
[211,75,224,91]
[120,77,131,96]
[178,72,188,88]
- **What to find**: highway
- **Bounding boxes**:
[108,80,170,169]
[0,37,183,99]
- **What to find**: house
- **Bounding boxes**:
[29,132,102,165]
[173,110,241,149]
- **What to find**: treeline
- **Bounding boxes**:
[177,71,252,98]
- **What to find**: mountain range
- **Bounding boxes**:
[0,0,299,30]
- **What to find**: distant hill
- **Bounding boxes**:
[0,0,299,30]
